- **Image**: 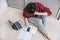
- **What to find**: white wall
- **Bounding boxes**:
[6,0,25,10]
[0,0,8,13]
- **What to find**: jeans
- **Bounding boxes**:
[28,15,48,35]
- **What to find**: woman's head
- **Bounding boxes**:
[26,2,36,14]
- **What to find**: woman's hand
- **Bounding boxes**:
[34,11,39,15]
[25,22,30,27]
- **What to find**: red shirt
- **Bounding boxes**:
[23,2,52,18]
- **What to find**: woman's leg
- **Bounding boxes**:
[28,17,51,40]
[28,17,48,35]
[42,16,47,26]
[37,15,47,26]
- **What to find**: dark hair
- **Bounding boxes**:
[26,2,36,14]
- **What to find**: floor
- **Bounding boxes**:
[0,7,60,40]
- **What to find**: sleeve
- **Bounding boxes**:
[35,2,52,16]
[23,7,29,18]
[44,7,52,16]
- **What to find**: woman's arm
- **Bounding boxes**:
[34,12,48,16]
[35,2,52,16]
[24,17,30,27]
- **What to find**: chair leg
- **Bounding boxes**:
[57,14,60,20]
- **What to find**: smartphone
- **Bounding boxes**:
[27,27,30,32]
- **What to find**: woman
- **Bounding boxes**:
[23,2,52,40]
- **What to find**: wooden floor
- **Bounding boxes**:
[0,7,60,40]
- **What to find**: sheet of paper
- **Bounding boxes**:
[18,28,32,40]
